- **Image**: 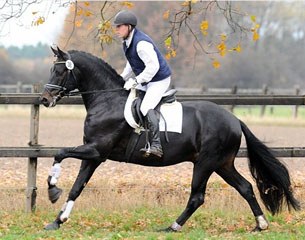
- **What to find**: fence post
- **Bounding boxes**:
[26,83,40,212]
[260,84,268,117]
[293,85,300,118]
[229,85,237,112]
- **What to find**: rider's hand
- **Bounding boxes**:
[124,78,138,90]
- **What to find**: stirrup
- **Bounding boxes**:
[140,142,163,158]
[140,142,151,157]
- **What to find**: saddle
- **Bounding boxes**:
[131,89,177,127]
[124,89,177,161]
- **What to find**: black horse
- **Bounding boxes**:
[40,47,300,231]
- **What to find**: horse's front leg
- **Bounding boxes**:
[45,159,102,230]
[47,144,101,204]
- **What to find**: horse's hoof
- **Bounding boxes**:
[157,226,177,232]
[44,221,60,230]
[48,186,63,204]
[251,226,262,232]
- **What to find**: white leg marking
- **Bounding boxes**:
[60,200,74,222]
[49,163,61,185]
[171,222,182,231]
[256,215,269,230]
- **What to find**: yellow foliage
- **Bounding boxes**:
[165,52,171,60]
[253,31,259,41]
[100,35,113,44]
[163,10,170,20]
[200,21,208,31]
[32,16,45,26]
[75,19,83,28]
[217,42,226,57]
[170,49,177,58]
[85,11,93,17]
[181,1,190,7]
[220,34,227,41]
[251,15,256,22]
[212,59,220,69]
[99,21,111,32]
[232,44,242,52]
[120,2,134,9]
[77,8,83,16]
[164,36,172,48]
[83,1,90,6]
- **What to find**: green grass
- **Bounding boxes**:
[1,206,305,240]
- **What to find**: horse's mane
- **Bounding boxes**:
[69,50,122,83]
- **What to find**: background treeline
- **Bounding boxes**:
[1,1,305,90]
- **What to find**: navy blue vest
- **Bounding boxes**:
[123,29,171,83]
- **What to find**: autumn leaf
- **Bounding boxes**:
[217,42,226,56]
[251,15,256,22]
[181,1,190,7]
[170,49,177,58]
[231,44,242,52]
[77,8,83,16]
[212,59,220,69]
[200,21,209,31]
[83,1,90,6]
[85,10,93,17]
[120,1,134,9]
[165,52,171,60]
[32,16,45,26]
[163,10,170,20]
[75,19,83,28]
[220,34,227,41]
[164,36,172,48]
[253,31,259,41]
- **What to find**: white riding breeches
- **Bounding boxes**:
[136,76,171,116]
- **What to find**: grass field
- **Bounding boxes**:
[1,206,305,239]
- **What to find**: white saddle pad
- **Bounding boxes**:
[124,89,183,133]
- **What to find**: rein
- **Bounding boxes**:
[66,88,124,96]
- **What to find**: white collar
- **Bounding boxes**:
[124,29,135,48]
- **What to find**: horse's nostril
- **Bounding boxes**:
[40,97,49,106]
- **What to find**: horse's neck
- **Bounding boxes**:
[72,53,126,110]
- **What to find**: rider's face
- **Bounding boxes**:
[115,24,129,39]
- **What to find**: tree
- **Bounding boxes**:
[0,1,259,69]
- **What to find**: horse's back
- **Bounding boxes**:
[181,100,242,152]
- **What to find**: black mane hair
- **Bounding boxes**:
[69,50,124,85]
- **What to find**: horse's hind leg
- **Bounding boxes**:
[44,159,102,230]
[216,165,269,231]
[165,159,214,231]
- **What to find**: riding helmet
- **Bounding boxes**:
[114,10,137,27]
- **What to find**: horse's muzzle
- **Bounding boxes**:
[40,94,59,108]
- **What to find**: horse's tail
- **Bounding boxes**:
[240,120,300,215]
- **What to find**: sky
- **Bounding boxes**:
[0,1,70,48]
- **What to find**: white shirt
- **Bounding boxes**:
[120,29,160,84]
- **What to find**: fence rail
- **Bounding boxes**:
[2,146,305,158]
[1,86,305,213]
[1,93,305,105]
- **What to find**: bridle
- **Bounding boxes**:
[44,52,78,100]
[44,54,123,99]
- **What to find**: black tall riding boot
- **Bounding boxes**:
[140,109,163,158]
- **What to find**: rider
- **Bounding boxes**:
[114,10,172,158]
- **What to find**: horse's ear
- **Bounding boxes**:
[51,46,59,57]
[57,46,68,60]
